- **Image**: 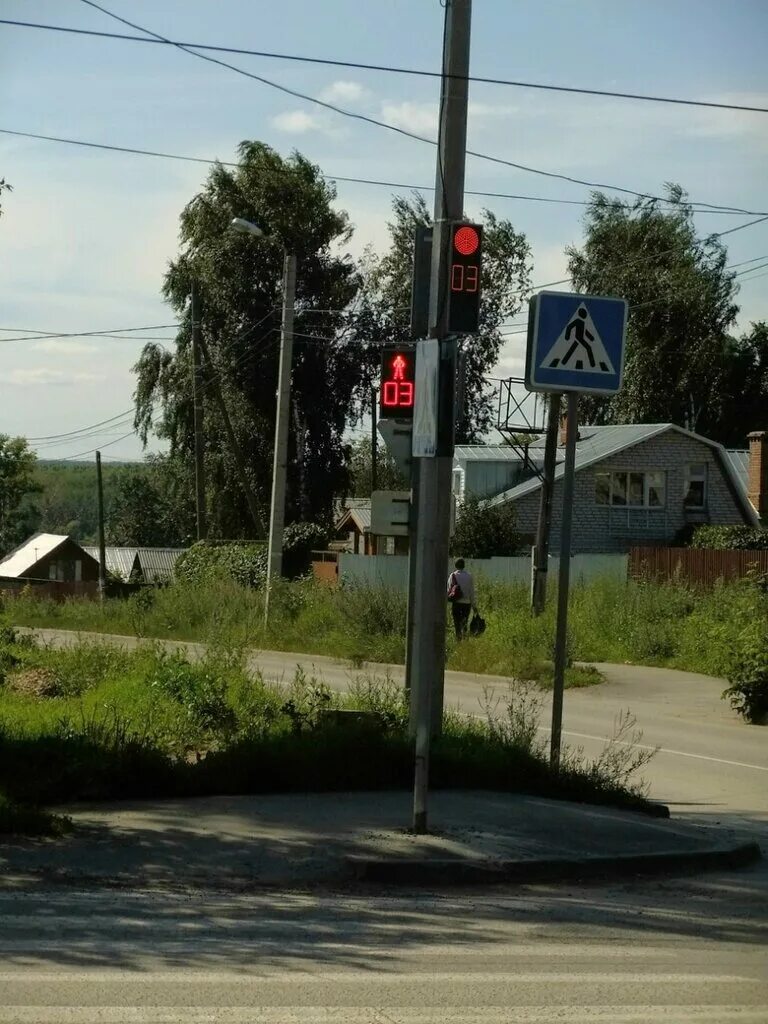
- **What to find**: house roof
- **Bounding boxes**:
[0,533,93,579]
[725,449,749,496]
[83,545,185,583]
[487,423,760,527]
[454,444,544,462]
[336,505,371,532]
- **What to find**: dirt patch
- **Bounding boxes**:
[6,667,62,699]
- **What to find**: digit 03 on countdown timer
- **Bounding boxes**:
[379,346,416,419]
[448,222,483,335]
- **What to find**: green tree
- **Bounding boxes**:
[133,142,372,538]
[357,194,532,441]
[566,187,740,438]
[0,437,39,555]
[718,321,768,446]
[450,493,520,559]
[347,435,406,497]
[106,458,195,547]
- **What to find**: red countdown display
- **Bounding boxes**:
[379,347,416,420]
[448,222,483,334]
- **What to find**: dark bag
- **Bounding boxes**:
[469,612,486,636]
[447,573,463,603]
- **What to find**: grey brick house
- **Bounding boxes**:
[482,423,762,554]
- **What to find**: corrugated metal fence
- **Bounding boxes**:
[629,546,768,586]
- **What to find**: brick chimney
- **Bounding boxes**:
[747,431,768,516]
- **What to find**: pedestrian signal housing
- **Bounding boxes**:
[447,222,483,334]
[379,347,416,419]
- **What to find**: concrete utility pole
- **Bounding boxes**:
[190,285,206,541]
[550,392,578,768]
[95,450,107,602]
[531,393,562,615]
[411,0,472,834]
[371,387,378,493]
[264,251,297,625]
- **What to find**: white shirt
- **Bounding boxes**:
[447,568,475,605]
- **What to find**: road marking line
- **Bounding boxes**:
[538,727,768,772]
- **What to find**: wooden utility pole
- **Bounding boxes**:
[95,451,107,602]
[190,285,206,540]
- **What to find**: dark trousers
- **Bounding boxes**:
[452,602,471,640]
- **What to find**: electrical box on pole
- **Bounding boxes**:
[379,346,416,420]
[447,222,483,335]
[410,227,433,339]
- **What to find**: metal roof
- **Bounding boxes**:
[454,443,544,462]
[725,449,749,497]
[0,533,73,578]
[336,506,372,532]
[83,546,140,580]
[135,548,185,583]
[487,424,759,527]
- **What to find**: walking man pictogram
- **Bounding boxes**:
[549,306,610,372]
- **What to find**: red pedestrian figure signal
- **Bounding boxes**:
[448,222,482,334]
[379,347,416,420]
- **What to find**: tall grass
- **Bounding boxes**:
[5,572,766,683]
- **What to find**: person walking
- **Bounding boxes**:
[447,558,476,640]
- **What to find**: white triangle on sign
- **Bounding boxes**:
[542,303,615,374]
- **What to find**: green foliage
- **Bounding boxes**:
[134,141,368,534]
[567,187,744,441]
[347,435,406,496]
[107,462,190,547]
[690,524,768,550]
[451,494,521,558]
[722,619,768,724]
[149,651,235,737]
[0,790,70,837]
[358,194,532,440]
[281,521,331,577]
[0,435,40,556]
[175,541,267,588]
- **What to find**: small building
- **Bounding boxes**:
[452,444,543,503]
[486,422,762,554]
[0,533,100,593]
[333,499,408,555]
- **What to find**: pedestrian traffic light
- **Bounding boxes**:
[379,347,416,419]
[447,222,483,334]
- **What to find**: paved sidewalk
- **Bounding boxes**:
[0,791,758,890]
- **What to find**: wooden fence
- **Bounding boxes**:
[629,546,768,587]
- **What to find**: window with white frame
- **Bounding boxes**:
[684,463,708,509]
[595,470,666,508]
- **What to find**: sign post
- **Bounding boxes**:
[525,290,627,767]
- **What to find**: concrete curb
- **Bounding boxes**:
[347,840,762,885]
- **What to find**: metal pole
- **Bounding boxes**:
[412,0,471,834]
[264,251,297,625]
[95,450,107,602]
[191,284,206,541]
[371,388,378,493]
[550,392,578,768]
[531,392,562,615]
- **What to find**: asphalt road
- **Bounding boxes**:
[1,873,766,1022]
[4,628,768,1021]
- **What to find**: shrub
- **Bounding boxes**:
[451,494,522,558]
[722,622,768,724]
[690,525,768,550]
[148,651,235,738]
[282,522,331,577]
[175,542,268,588]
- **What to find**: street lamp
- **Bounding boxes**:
[230,216,297,626]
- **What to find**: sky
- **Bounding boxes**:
[1,0,767,461]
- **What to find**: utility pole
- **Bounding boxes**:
[411,0,471,834]
[550,392,578,768]
[95,450,107,602]
[264,251,297,625]
[190,285,206,541]
[196,332,265,536]
[531,392,562,615]
[371,387,378,493]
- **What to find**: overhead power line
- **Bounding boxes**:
[0,322,180,344]
[58,1,766,216]
[5,13,768,115]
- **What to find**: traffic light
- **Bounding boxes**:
[379,346,416,419]
[447,222,483,334]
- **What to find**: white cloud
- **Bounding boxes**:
[271,109,322,134]
[9,368,105,387]
[318,80,367,103]
[380,101,438,136]
[33,340,98,356]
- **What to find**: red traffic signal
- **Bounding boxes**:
[379,347,416,419]
[448,222,483,334]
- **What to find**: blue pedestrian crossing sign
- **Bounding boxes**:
[525,291,628,395]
